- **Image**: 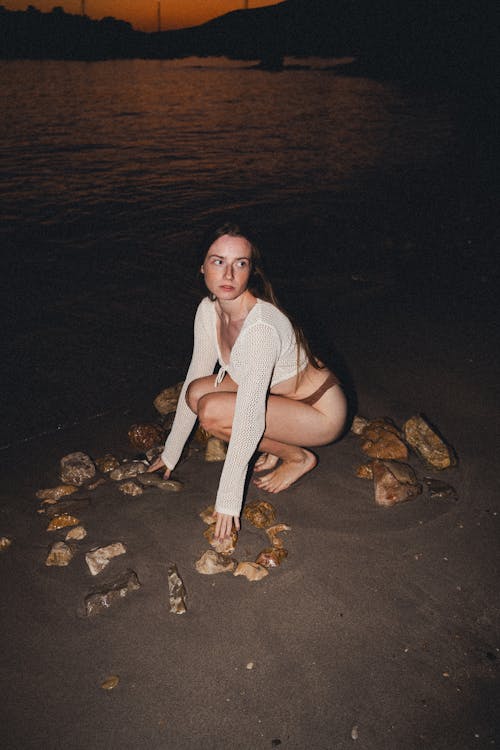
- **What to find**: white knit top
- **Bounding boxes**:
[161,297,308,517]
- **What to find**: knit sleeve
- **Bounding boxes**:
[161,301,218,471]
[214,322,280,518]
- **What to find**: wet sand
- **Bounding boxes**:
[2,239,499,749]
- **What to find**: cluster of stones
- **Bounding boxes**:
[351,414,457,507]
[195,500,291,581]
[34,381,228,616]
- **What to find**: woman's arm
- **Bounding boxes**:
[214,322,280,519]
[158,300,218,473]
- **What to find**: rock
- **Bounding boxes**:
[356,463,374,480]
[117,481,144,496]
[137,473,184,492]
[83,569,141,617]
[423,477,458,501]
[243,500,277,528]
[194,425,211,445]
[87,478,107,491]
[65,525,87,541]
[109,461,147,481]
[47,513,80,531]
[266,523,291,549]
[372,459,422,507]
[233,562,269,581]
[167,563,187,614]
[60,452,96,486]
[204,524,238,555]
[199,505,217,525]
[94,454,120,474]
[403,415,456,470]
[41,497,91,518]
[350,415,369,435]
[128,423,166,451]
[36,485,78,504]
[86,543,126,576]
[153,382,184,415]
[45,541,74,566]
[0,537,13,551]
[195,550,236,574]
[360,419,408,460]
[255,547,288,568]
[101,675,120,690]
[145,445,164,463]
[205,437,227,462]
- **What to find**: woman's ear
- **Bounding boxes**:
[200,266,204,274]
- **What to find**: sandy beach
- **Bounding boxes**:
[2,240,499,749]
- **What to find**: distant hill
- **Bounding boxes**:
[0,0,496,89]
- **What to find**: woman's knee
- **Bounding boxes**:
[185,378,210,414]
[197,394,219,433]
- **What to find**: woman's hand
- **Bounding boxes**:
[147,456,171,479]
[214,511,240,540]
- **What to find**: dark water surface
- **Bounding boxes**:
[0,58,490,449]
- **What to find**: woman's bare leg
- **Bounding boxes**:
[191,379,347,493]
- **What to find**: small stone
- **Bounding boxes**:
[47,513,80,531]
[403,415,457,469]
[423,477,458,501]
[101,675,119,690]
[255,547,288,568]
[205,437,227,462]
[41,497,91,518]
[65,525,87,541]
[83,569,141,616]
[94,454,120,474]
[36,485,78,504]
[351,725,359,740]
[60,452,96,486]
[87,478,107,491]
[194,425,211,445]
[145,445,163,463]
[266,523,291,549]
[361,420,408,460]
[117,481,144,496]
[86,542,126,576]
[246,662,254,670]
[128,423,165,451]
[137,473,184,492]
[243,500,277,528]
[195,549,236,575]
[153,382,184,415]
[373,459,422,507]
[109,461,147,481]
[233,562,269,581]
[199,505,217,525]
[0,536,13,551]
[204,524,238,555]
[350,416,369,435]
[45,541,74,566]
[167,563,187,614]
[356,463,374,480]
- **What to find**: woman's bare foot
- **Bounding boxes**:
[253,449,317,493]
[254,453,280,472]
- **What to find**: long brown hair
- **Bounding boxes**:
[199,222,322,372]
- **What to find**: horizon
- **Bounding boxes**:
[1,0,282,32]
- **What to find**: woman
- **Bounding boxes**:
[148,223,347,540]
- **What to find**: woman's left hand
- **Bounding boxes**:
[214,511,240,540]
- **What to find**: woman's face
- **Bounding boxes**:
[201,234,253,302]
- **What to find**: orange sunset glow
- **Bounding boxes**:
[2,0,283,31]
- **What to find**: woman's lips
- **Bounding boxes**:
[220,285,235,291]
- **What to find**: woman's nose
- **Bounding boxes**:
[224,263,234,279]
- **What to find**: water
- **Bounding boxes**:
[0,58,463,448]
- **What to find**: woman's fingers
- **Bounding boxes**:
[214,512,239,539]
[147,457,165,473]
